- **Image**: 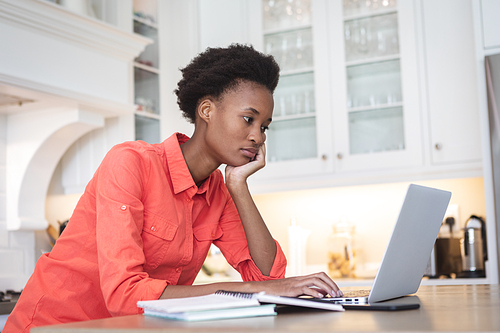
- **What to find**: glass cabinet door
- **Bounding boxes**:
[331,0,422,172]
[255,0,334,181]
[263,0,316,162]
[267,72,317,162]
[344,5,404,155]
[252,0,421,186]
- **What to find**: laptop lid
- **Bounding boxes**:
[367,184,451,303]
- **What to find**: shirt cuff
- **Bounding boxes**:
[239,239,287,281]
[135,279,169,314]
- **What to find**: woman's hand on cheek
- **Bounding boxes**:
[225,144,267,186]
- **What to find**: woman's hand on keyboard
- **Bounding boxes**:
[253,272,343,298]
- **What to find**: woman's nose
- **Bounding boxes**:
[249,127,264,144]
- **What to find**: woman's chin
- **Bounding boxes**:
[225,158,252,168]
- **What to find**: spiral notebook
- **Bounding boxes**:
[137,290,343,321]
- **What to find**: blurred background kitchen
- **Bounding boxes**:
[1,0,500,323]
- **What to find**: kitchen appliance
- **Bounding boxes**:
[458,215,488,278]
[0,290,21,315]
[425,217,462,278]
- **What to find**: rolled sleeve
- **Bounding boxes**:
[236,239,287,281]
[214,193,287,281]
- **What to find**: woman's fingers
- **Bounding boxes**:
[296,273,341,296]
[257,272,342,298]
[225,144,267,183]
[278,273,343,298]
[251,143,266,168]
[259,143,266,165]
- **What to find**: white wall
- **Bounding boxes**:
[0,114,35,290]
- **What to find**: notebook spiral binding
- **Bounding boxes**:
[214,290,256,299]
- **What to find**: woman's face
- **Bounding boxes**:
[204,81,274,167]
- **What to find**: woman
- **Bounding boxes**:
[4,44,341,332]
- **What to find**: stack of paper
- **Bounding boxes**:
[137,293,276,321]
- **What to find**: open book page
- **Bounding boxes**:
[215,291,344,312]
[256,294,344,311]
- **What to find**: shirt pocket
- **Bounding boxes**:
[142,210,178,271]
[193,223,225,269]
[193,223,224,242]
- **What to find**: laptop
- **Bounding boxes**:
[327,184,451,304]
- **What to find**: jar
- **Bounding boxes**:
[327,218,356,278]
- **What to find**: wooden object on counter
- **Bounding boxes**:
[31,285,500,332]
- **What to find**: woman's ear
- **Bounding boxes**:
[197,99,213,124]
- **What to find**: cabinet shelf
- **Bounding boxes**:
[272,112,316,122]
[280,67,314,77]
[343,8,398,22]
[346,54,400,68]
[133,61,159,74]
[134,109,161,119]
[263,24,312,37]
[133,16,158,29]
[348,102,403,113]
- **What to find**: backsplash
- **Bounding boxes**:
[253,177,486,277]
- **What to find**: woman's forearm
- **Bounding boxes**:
[159,272,343,299]
[159,281,254,299]
[226,181,277,276]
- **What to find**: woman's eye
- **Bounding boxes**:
[261,126,269,133]
[243,116,253,124]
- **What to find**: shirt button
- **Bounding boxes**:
[120,205,127,211]
[176,267,181,273]
[186,198,191,203]
[211,232,216,238]
[150,226,157,232]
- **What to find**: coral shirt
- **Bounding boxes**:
[5,133,286,332]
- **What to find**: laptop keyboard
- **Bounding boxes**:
[341,289,371,298]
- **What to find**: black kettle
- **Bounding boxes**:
[458,215,488,278]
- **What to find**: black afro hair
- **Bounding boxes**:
[174,44,280,124]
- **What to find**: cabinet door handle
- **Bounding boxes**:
[435,143,443,150]
[337,153,344,160]
[321,154,328,161]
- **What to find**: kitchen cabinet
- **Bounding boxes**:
[329,0,422,173]
[421,0,482,166]
[479,0,500,49]
[253,0,422,184]
[250,0,482,191]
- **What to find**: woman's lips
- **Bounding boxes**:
[241,148,258,159]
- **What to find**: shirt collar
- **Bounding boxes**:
[163,132,216,205]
